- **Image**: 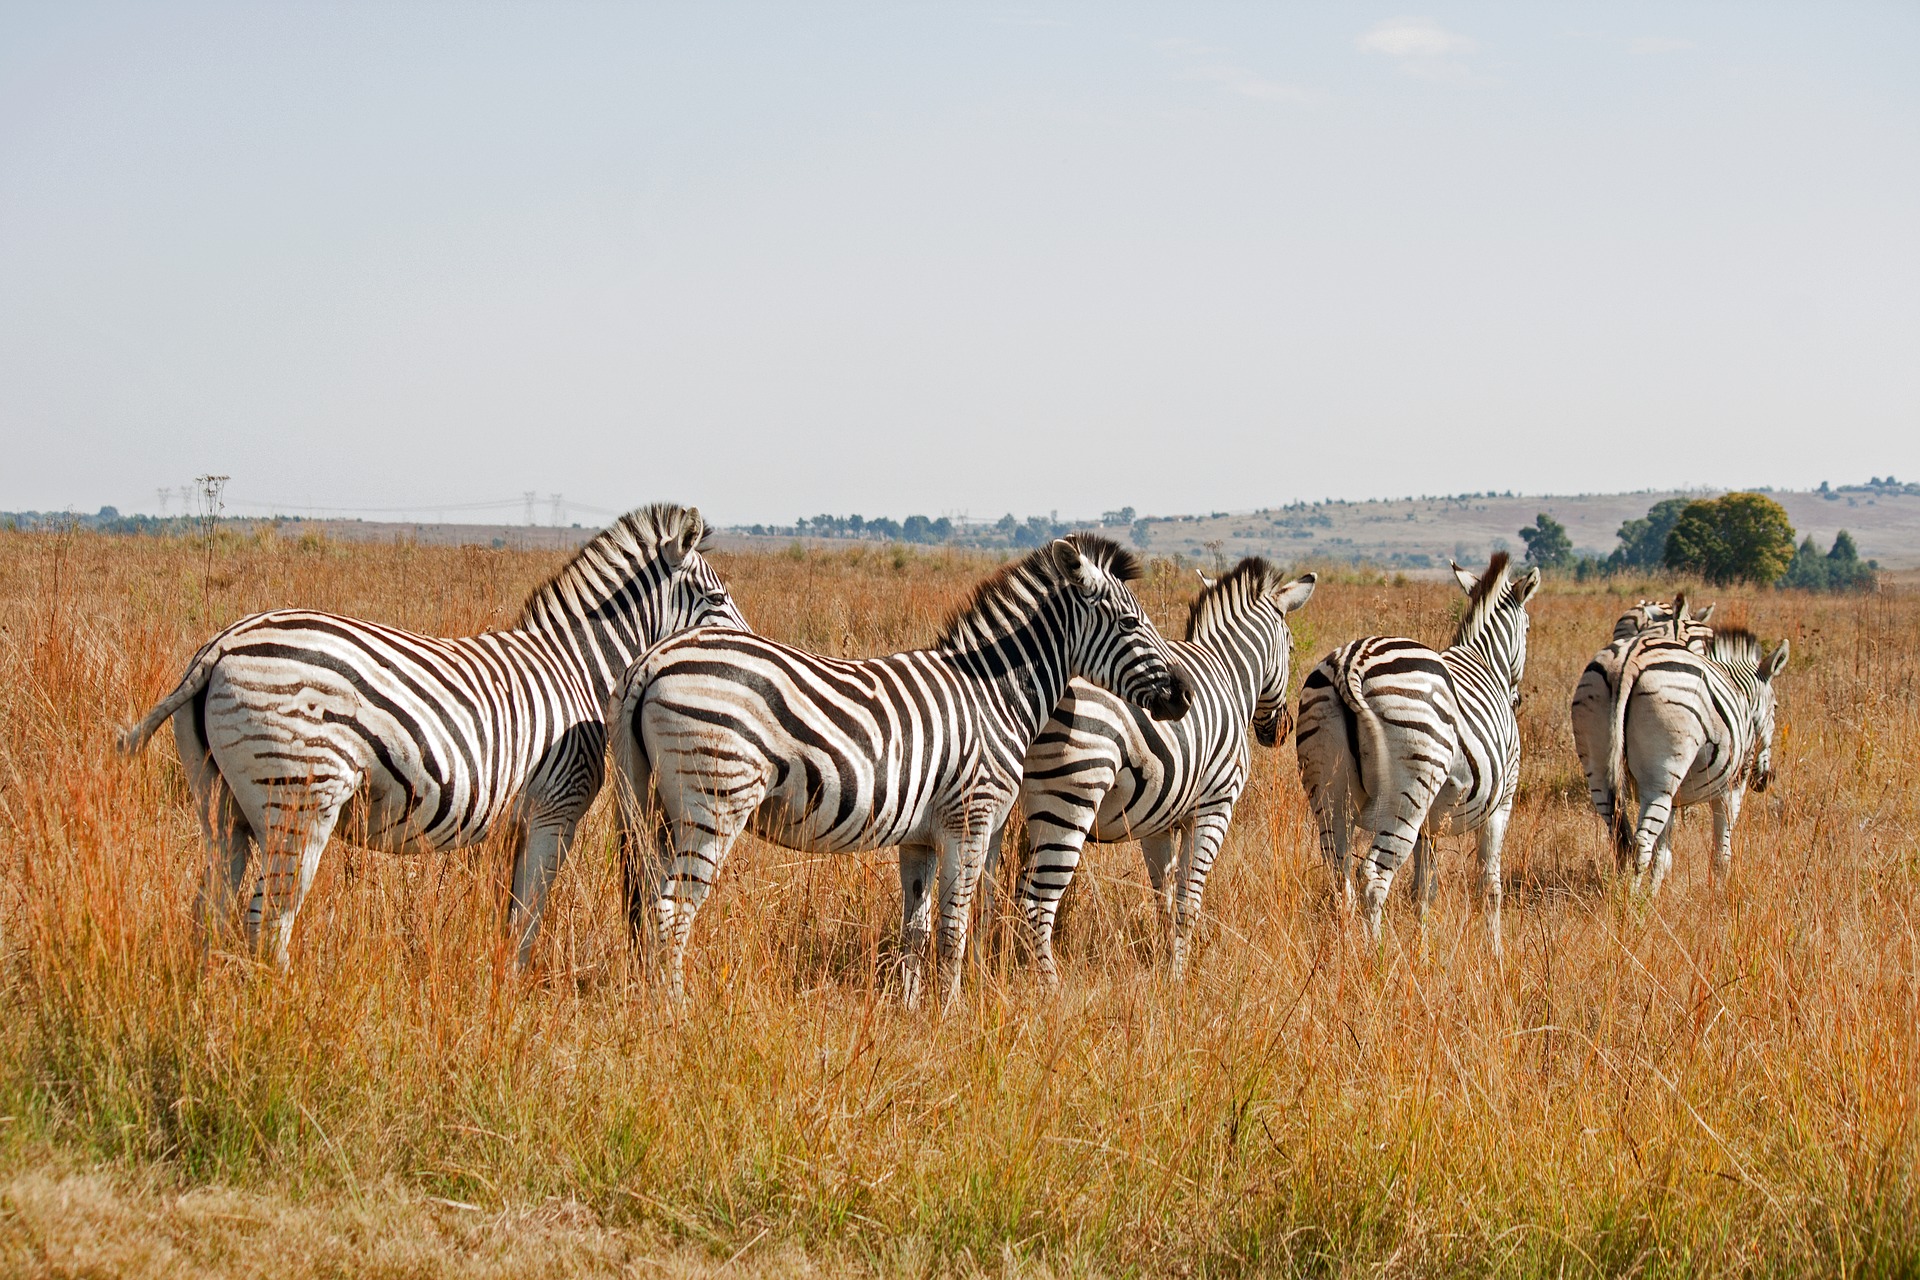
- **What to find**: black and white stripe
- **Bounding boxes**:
[982,559,1315,982]
[1606,608,1787,893]
[608,535,1194,1008]
[1294,553,1540,951]
[1570,598,1714,849]
[118,504,749,966]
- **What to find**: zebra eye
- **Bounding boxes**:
[1118,613,1142,632]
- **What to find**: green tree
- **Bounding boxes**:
[1518,513,1572,569]
[1663,492,1796,585]
[1780,535,1830,590]
[1607,497,1692,572]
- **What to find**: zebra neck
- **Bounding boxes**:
[513,603,641,709]
[1447,620,1520,691]
[1188,612,1276,714]
[942,628,1071,741]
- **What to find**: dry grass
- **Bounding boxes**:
[1,528,1916,1277]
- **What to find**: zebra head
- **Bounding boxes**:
[1448,552,1542,695]
[655,511,752,638]
[1251,570,1316,745]
[1663,594,1716,653]
[1747,637,1790,792]
[1187,559,1316,746]
[1051,536,1193,721]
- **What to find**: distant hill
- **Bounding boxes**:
[10,481,1917,569]
[1120,482,1920,572]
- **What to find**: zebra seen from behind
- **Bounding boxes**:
[979,558,1315,983]
[608,535,1194,1009]
[1294,552,1540,953]
[1607,604,1788,894]
[1570,598,1714,853]
[118,504,749,968]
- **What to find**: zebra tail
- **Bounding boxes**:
[117,639,221,756]
[1605,636,1645,855]
[608,676,660,943]
[1339,649,1397,834]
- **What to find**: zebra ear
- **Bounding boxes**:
[1450,561,1478,594]
[1270,572,1316,614]
[662,509,703,569]
[1695,603,1716,623]
[1513,567,1542,604]
[1761,640,1790,682]
[1050,538,1103,594]
[1196,569,1218,591]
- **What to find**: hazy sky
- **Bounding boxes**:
[3,3,1916,526]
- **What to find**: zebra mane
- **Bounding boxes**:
[516,503,710,626]
[1613,599,1669,641]
[1451,551,1513,648]
[1186,556,1276,641]
[1707,627,1763,670]
[938,534,1142,649]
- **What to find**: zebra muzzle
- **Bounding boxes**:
[1144,670,1194,722]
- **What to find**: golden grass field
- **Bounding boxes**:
[2,527,1916,1277]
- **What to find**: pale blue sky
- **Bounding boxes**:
[3,3,1915,525]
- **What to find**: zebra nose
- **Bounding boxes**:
[1145,668,1193,722]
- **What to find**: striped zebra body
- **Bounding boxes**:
[1608,610,1787,893]
[1294,553,1540,951]
[118,504,748,966]
[984,560,1315,982]
[608,536,1194,1008]
[1570,599,1714,842]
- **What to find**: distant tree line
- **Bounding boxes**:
[1519,492,1877,592]
[745,507,1140,550]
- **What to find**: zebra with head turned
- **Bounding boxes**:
[978,558,1316,983]
[1294,552,1540,952]
[1570,598,1714,857]
[118,504,749,968]
[1607,605,1787,893]
[607,535,1194,1009]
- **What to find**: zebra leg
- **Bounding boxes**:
[654,783,764,1004]
[1630,789,1676,895]
[897,843,937,1009]
[1309,767,1356,914]
[1648,810,1678,895]
[1171,805,1232,981]
[1710,790,1742,888]
[1408,831,1438,922]
[934,829,990,1010]
[1140,830,1179,942]
[972,820,1006,966]
[506,816,577,970]
[1475,805,1511,958]
[1357,825,1419,943]
[244,794,346,969]
[176,720,256,951]
[1018,812,1096,988]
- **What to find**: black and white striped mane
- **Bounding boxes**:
[1452,551,1514,648]
[938,534,1142,650]
[1185,557,1278,642]
[1706,627,1763,671]
[516,503,709,627]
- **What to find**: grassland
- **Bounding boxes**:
[1,527,1916,1277]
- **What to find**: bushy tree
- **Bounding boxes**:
[1607,497,1692,572]
[1663,492,1795,585]
[1518,513,1572,569]
[1784,529,1878,592]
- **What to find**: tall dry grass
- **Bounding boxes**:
[1,528,1916,1276]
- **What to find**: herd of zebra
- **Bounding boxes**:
[118,502,1789,1004]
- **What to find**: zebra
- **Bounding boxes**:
[1294,552,1540,952]
[1606,606,1788,893]
[1570,598,1714,855]
[978,558,1316,983]
[117,504,749,968]
[607,535,1194,1008]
